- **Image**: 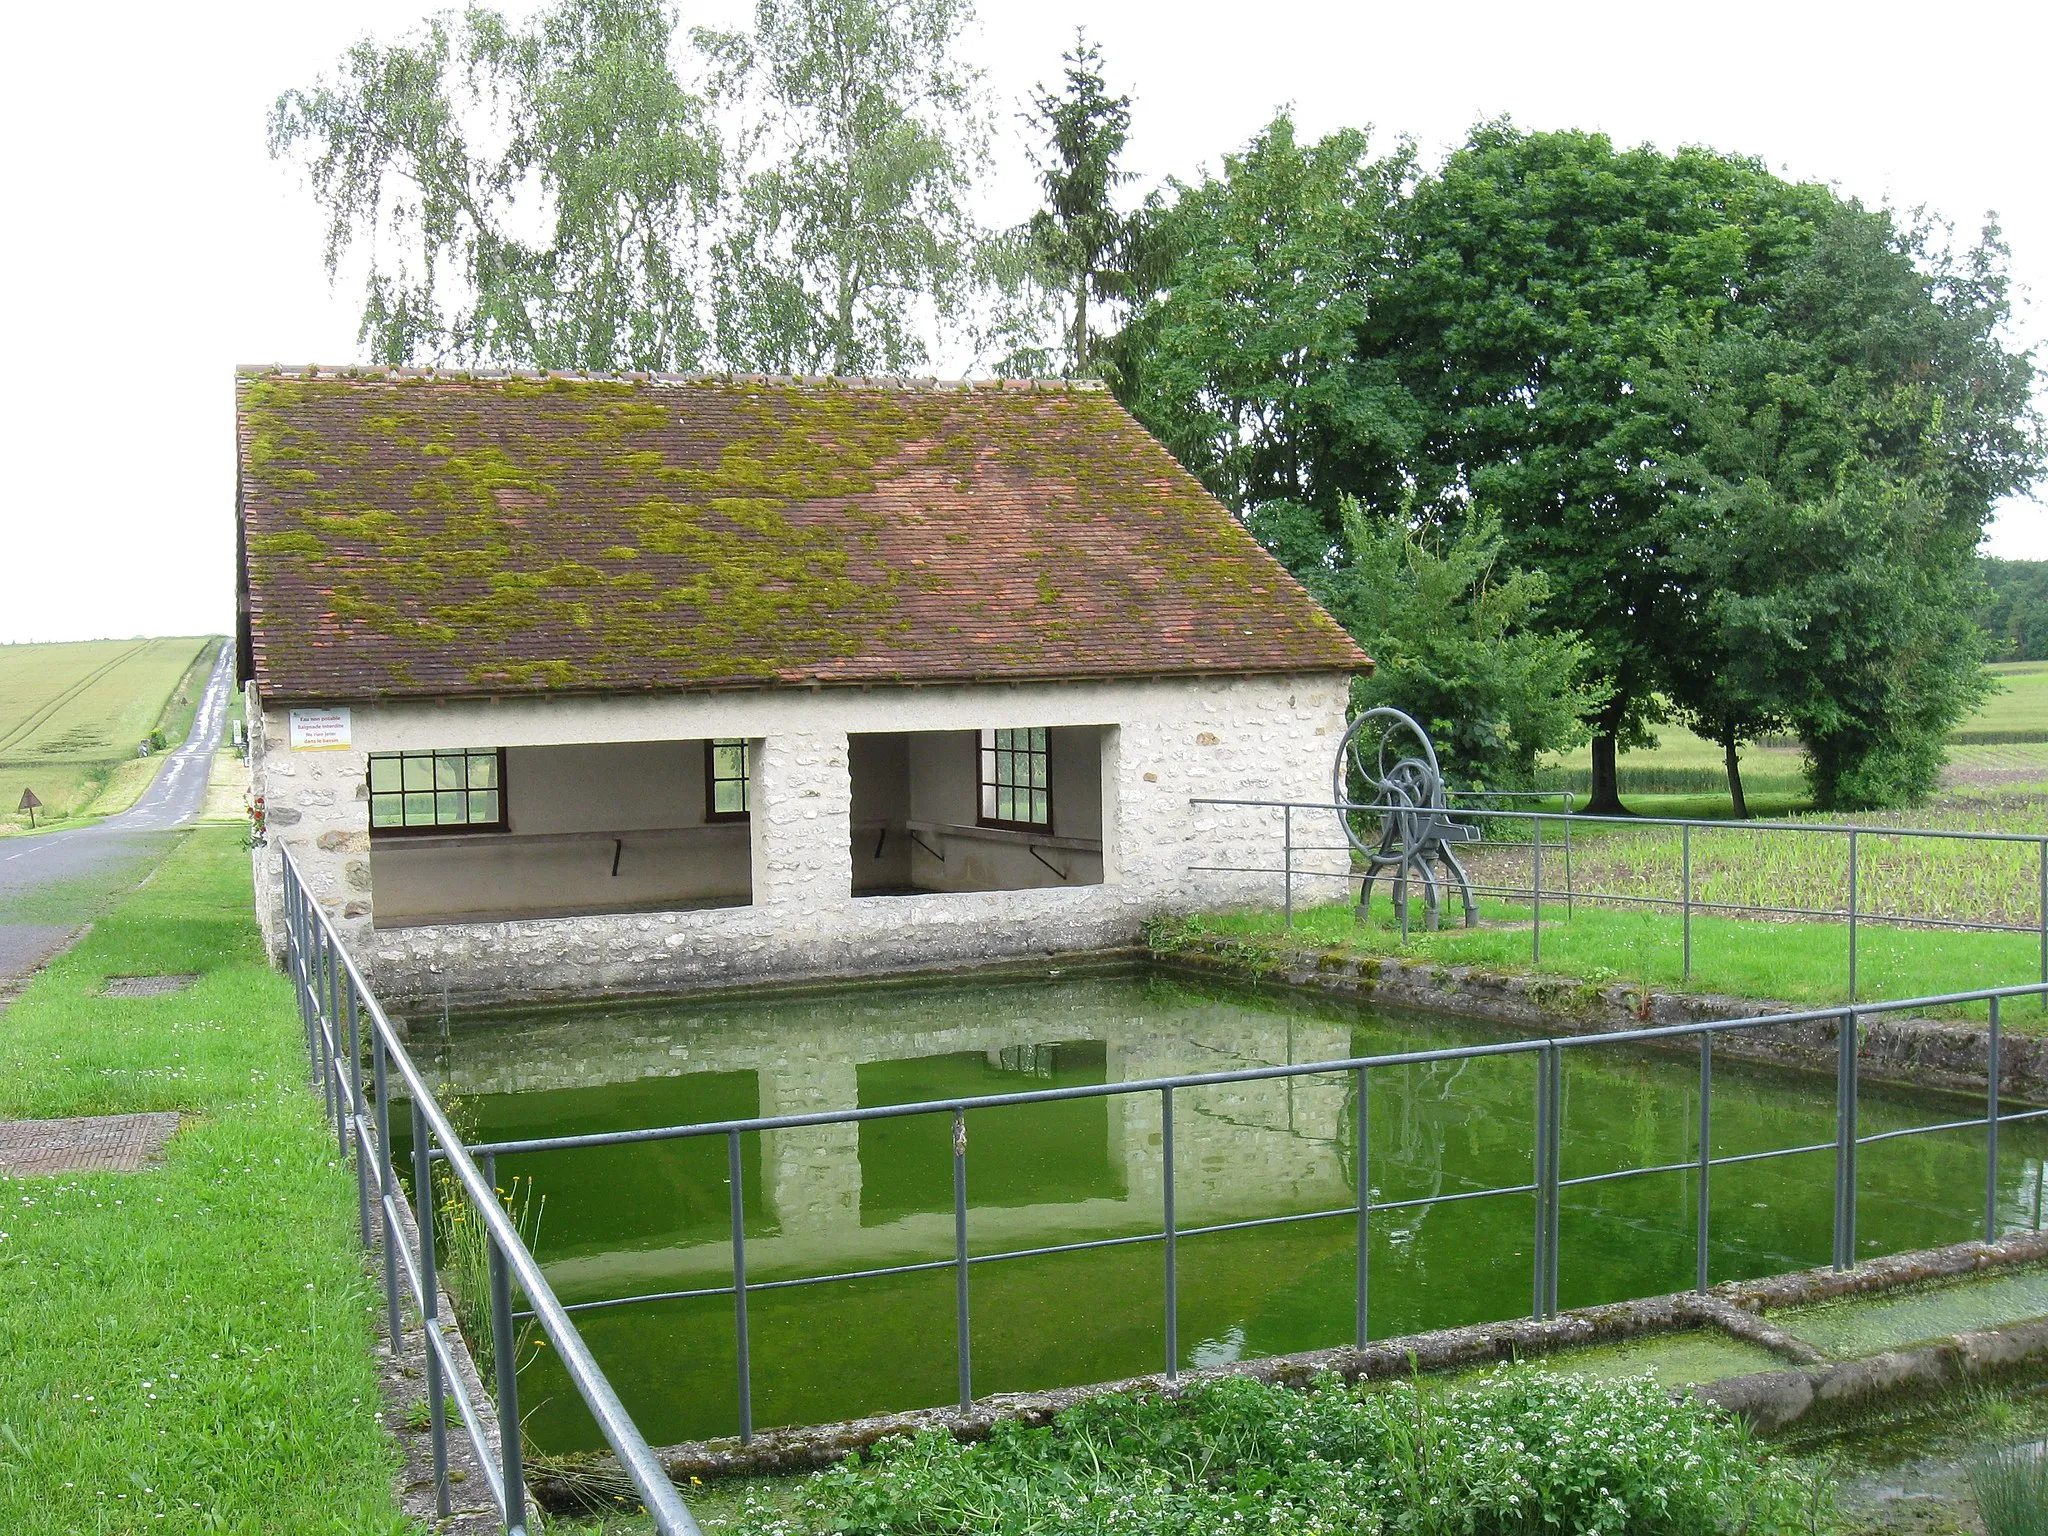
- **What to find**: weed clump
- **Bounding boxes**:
[737,1368,1829,1536]
[1970,1439,2048,1536]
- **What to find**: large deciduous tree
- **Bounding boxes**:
[1645,203,2033,809]
[1110,115,1414,534]
[700,0,989,375]
[1118,120,2041,813]
[1364,127,1832,814]
[270,0,720,369]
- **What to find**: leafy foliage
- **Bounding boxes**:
[1117,119,2042,812]
[1304,501,1604,790]
[702,0,989,374]
[1020,31,1134,374]
[1981,558,2048,661]
[734,1369,1829,1536]
[1110,114,1413,521]
[269,0,719,369]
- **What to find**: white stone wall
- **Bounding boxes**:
[249,672,1349,1001]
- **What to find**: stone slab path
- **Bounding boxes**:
[0,1111,182,1175]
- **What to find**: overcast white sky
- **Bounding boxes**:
[2,0,2044,644]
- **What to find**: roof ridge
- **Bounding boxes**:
[233,364,1108,393]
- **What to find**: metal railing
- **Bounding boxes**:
[1194,797,2048,1003]
[279,848,701,1536]
[459,981,2048,1442]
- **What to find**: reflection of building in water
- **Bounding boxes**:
[418,982,1357,1249]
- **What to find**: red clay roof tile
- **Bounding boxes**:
[235,368,1369,701]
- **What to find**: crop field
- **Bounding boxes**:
[0,636,217,829]
[1958,660,2048,740]
[1538,662,2048,808]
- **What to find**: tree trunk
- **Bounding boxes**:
[1723,733,1749,820]
[1586,732,1628,817]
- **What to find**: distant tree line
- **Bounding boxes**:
[1981,558,2048,661]
[274,0,2046,813]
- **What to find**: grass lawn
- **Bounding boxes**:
[1164,897,2048,1028]
[1,637,219,835]
[0,825,404,1534]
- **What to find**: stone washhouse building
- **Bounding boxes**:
[235,367,1368,1004]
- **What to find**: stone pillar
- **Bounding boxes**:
[749,729,854,910]
[249,704,374,962]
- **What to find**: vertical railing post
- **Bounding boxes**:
[1282,804,1294,930]
[1531,1047,1550,1321]
[320,933,339,1136]
[485,1151,527,1536]
[1696,1031,1713,1293]
[2038,839,2046,1014]
[1354,1066,1370,1348]
[1681,823,1693,984]
[728,1130,753,1443]
[372,1029,403,1351]
[1161,1087,1177,1382]
[289,878,312,1064]
[1562,792,1574,921]
[1847,830,1859,1004]
[330,938,349,1156]
[347,978,370,1243]
[1532,817,1543,966]
[1987,996,2002,1245]
[1834,1010,1860,1271]
[952,1110,972,1411]
[413,1102,451,1517]
[1544,1044,1562,1319]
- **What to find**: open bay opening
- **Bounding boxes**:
[370,738,755,926]
[848,726,1109,896]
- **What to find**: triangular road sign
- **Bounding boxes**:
[17,787,41,829]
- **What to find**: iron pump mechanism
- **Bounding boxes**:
[1334,708,1481,932]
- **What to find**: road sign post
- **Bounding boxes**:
[17,787,40,829]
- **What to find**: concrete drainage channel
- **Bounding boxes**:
[524,1231,2048,1511]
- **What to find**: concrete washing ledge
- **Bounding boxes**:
[1153,935,2048,1103]
[524,1230,2048,1509]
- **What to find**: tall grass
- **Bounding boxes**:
[433,1166,545,1394]
[1970,1440,2048,1536]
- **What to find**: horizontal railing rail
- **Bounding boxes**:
[403,976,2048,1445]
[279,848,701,1536]
[1188,796,2048,999]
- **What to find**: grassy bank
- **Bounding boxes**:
[1159,897,2048,1026]
[0,825,402,1533]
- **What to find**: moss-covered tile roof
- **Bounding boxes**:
[235,367,1369,701]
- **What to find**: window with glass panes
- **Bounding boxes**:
[367,749,506,833]
[705,738,751,820]
[979,728,1050,828]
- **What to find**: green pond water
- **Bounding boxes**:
[1442,1330,1785,1391]
[1777,1264,2048,1358]
[391,965,2048,1455]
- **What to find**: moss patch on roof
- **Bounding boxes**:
[236,369,1367,701]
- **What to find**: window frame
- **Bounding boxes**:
[704,737,752,823]
[978,727,1052,831]
[366,748,509,837]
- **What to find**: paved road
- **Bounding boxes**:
[0,642,237,992]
